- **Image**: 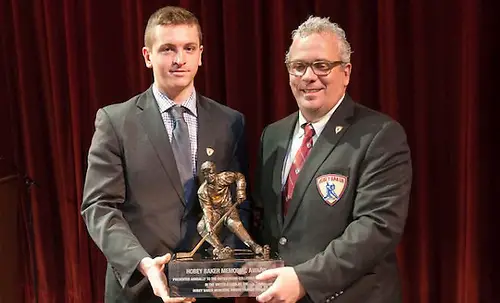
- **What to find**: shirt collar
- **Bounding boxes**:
[152,84,198,117]
[297,93,345,136]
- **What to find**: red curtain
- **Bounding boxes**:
[1,0,498,302]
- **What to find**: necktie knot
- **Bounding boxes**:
[170,105,185,121]
[303,123,315,138]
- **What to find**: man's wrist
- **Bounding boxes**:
[138,257,154,276]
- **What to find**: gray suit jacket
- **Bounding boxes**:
[81,87,248,302]
[255,95,412,303]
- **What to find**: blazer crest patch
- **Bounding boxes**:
[316,174,348,206]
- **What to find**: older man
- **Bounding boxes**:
[254,16,412,303]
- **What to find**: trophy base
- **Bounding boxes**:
[168,252,284,298]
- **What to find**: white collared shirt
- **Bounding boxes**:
[281,94,345,186]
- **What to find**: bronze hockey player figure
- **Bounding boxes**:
[197,161,264,260]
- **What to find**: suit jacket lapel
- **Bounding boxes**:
[137,87,186,205]
[195,95,217,180]
[283,95,355,231]
[273,114,298,230]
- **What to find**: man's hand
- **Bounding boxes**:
[255,267,305,303]
[139,253,196,303]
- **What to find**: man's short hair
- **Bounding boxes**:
[144,6,203,48]
[285,16,352,64]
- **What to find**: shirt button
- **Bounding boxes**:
[306,143,311,148]
[278,237,287,245]
[295,168,300,174]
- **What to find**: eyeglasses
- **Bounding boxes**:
[286,60,346,77]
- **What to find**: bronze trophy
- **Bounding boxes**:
[168,159,283,298]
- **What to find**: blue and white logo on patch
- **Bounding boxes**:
[316,174,348,205]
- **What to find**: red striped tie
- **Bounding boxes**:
[283,123,315,215]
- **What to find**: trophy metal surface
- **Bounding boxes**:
[168,159,284,298]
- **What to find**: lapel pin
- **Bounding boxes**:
[335,126,343,134]
[206,147,214,156]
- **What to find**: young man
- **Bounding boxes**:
[254,16,412,303]
[81,6,249,303]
